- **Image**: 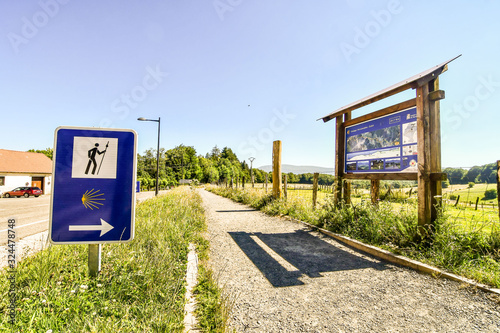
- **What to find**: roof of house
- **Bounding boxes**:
[0,149,52,174]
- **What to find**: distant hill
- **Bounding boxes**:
[257,164,334,175]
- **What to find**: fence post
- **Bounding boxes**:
[497,161,500,221]
[312,173,319,209]
[265,174,268,193]
[454,195,460,207]
[272,140,282,199]
[283,174,288,200]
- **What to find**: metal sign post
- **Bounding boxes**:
[88,244,102,277]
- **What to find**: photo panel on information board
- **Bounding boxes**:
[344,107,418,173]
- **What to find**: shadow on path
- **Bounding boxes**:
[229,229,387,288]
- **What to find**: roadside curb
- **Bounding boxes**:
[184,243,201,332]
[0,230,50,270]
[289,217,500,296]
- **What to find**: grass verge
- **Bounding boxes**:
[0,187,229,332]
[207,186,500,289]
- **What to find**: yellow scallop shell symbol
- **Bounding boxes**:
[81,189,105,210]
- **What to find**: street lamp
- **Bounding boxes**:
[137,117,161,196]
[248,157,255,188]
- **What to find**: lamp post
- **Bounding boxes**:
[137,117,161,196]
[248,157,255,188]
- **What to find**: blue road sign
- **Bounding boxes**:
[49,127,137,244]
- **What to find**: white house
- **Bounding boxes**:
[0,149,52,195]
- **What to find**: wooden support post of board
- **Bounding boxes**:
[283,174,288,200]
[272,140,282,199]
[429,78,443,222]
[370,179,380,205]
[312,172,319,209]
[416,83,433,235]
[343,180,351,205]
[334,115,345,205]
[342,112,352,205]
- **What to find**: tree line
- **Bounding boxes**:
[443,163,497,185]
[27,147,498,187]
[136,145,343,188]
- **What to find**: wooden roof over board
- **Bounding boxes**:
[319,55,461,123]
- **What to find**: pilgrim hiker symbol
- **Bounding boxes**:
[71,137,118,179]
[85,142,108,175]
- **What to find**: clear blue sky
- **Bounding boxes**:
[1,1,498,169]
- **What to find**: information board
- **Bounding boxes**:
[344,107,417,173]
[49,127,137,244]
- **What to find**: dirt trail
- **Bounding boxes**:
[199,189,499,333]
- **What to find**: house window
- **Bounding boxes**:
[0,176,4,186]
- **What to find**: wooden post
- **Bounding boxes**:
[334,115,345,206]
[454,195,460,207]
[265,174,268,193]
[283,174,288,200]
[371,179,380,205]
[342,112,352,205]
[429,78,443,222]
[242,176,245,189]
[230,177,233,188]
[416,84,432,235]
[272,140,282,199]
[343,180,351,205]
[497,161,500,220]
[312,173,319,209]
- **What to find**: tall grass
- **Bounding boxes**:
[208,186,500,288]
[0,187,228,332]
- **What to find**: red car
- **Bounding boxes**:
[3,187,43,198]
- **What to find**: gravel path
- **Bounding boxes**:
[199,189,500,333]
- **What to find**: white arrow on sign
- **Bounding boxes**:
[68,219,114,237]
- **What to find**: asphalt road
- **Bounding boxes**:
[0,195,50,246]
[0,190,168,246]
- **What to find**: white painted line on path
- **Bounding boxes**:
[0,219,49,233]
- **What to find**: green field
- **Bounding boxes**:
[247,183,500,233]
[444,183,498,207]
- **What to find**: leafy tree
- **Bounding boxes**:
[208,145,221,161]
[221,147,239,163]
[465,166,482,183]
[443,167,467,184]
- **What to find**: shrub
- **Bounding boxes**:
[484,189,497,200]
[468,182,475,188]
